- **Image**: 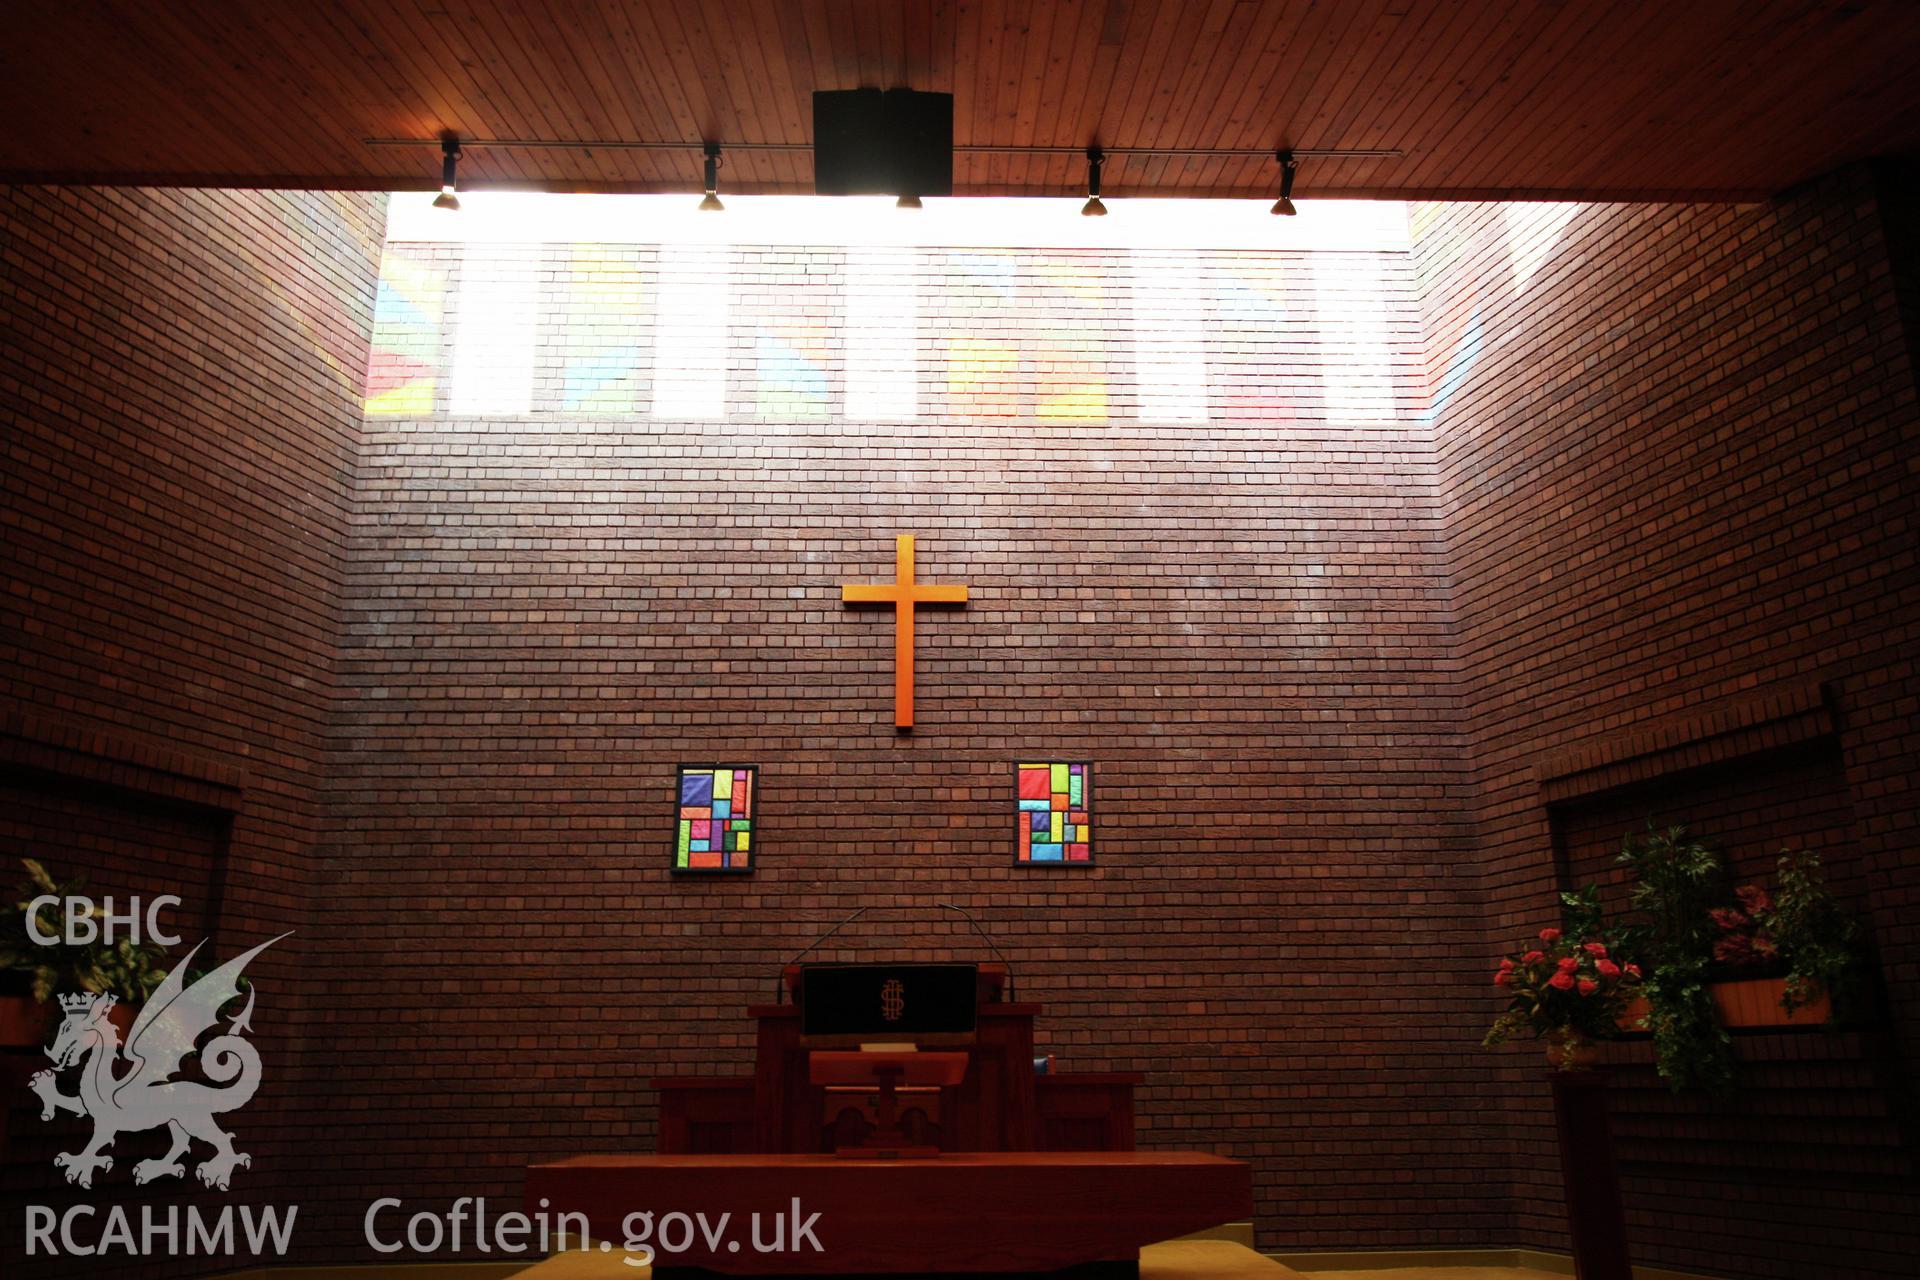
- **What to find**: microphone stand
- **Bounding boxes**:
[939,902,1016,1001]
[777,905,870,1003]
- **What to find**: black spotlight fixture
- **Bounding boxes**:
[1271,150,1298,216]
[1081,146,1107,217]
[699,142,724,212]
[433,136,462,211]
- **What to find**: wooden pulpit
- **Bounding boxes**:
[810,1049,969,1156]
[652,962,1143,1154]
[545,961,1252,1278]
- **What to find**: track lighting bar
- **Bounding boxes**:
[390,134,1388,209]
[367,136,1399,160]
[957,146,1397,159]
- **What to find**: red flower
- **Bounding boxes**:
[1548,971,1575,991]
[1583,941,1608,957]
[1494,971,1512,986]
[1577,978,1599,996]
[1539,927,1562,942]
[1522,950,1545,964]
[1623,963,1642,979]
[1595,959,1621,979]
[1557,956,1580,972]
[1498,957,1515,970]
[1710,906,1748,931]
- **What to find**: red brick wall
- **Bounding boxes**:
[4,172,1915,1278]
[0,185,386,1274]
[1413,169,1920,1278]
[306,239,1494,1258]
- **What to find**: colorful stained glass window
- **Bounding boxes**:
[675,765,757,874]
[364,245,448,416]
[556,245,648,413]
[1015,763,1092,864]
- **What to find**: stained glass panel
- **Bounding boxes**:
[675,764,757,874]
[1015,763,1092,864]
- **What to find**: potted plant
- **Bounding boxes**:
[1710,848,1865,1027]
[1615,825,1734,1093]
[0,859,173,1048]
[1485,887,1646,1069]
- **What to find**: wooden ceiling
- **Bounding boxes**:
[3,1,1918,200]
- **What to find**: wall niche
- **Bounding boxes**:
[1538,686,1915,1279]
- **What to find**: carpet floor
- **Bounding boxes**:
[505,1240,1567,1280]
[511,1240,1306,1279]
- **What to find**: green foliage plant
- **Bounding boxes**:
[0,859,173,1005]
[1616,825,1734,1093]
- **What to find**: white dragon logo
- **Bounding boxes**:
[28,934,285,1190]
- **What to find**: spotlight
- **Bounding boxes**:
[1081,146,1107,217]
[895,193,923,210]
[433,136,461,211]
[699,142,724,212]
[1270,150,1298,216]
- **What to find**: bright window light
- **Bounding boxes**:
[385,194,1409,254]
[448,245,537,415]
[1312,253,1396,427]
[1505,202,1582,288]
[844,247,918,422]
[382,194,1412,426]
[652,243,729,420]
[1130,252,1210,424]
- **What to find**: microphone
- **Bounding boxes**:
[778,905,871,1003]
[939,902,1015,1001]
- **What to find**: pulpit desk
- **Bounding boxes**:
[652,964,1144,1154]
[530,964,1251,1277]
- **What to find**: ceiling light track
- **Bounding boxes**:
[391,135,1384,213]
[367,136,1399,160]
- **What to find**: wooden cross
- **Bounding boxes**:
[841,535,969,730]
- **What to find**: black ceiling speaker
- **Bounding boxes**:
[812,88,953,197]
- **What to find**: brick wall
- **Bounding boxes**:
[306,237,1494,1257]
[3,172,1916,1279]
[0,185,386,1275]
[1413,171,1920,1278]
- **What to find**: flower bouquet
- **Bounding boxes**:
[1705,849,1866,1026]
[1485,920,1645,1069]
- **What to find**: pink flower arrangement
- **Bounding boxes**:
[1711,884,1781,970]
[1485,921,1647,1067]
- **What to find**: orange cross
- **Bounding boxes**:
[841,535,969,730]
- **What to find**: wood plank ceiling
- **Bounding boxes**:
[2,1,1917,200]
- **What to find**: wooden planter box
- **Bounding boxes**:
[1711,976,1829,1028]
